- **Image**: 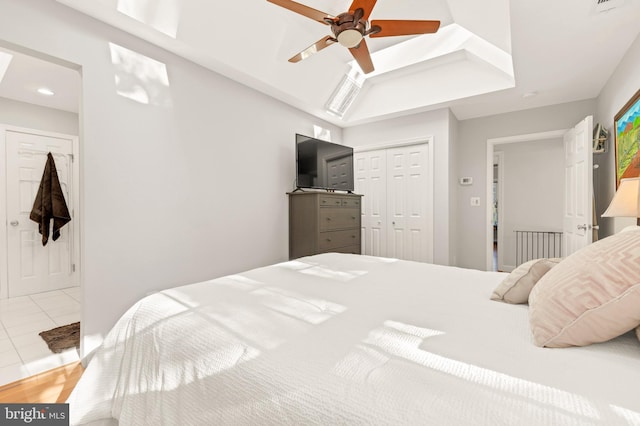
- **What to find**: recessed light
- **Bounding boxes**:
[37,87,55,96]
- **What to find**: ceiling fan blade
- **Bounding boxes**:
[348,0,377,21]
[289,36,336,63]
[348,39,374,74]
[267,0,332,24]
[369,20,440,37]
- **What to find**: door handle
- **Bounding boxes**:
[577,224,587,231]
[10,220,19,226]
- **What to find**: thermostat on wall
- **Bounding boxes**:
[459,177,473,186]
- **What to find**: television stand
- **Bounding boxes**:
[287,191,362,259]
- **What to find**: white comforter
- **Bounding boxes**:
[68,253,640,425]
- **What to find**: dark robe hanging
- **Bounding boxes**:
[30,152,71,246]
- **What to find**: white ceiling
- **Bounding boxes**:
[0,46,80,113]
[1,0,639,127]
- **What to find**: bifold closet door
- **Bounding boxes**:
[355,150,387,257]
[355,143,432,263]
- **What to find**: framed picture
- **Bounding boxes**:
[614,88,640,188]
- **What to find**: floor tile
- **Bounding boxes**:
[0,287,82,387]
[62,287,81,302]
[1,311,52,329]
[32,295,78,311]
[0,362,29,386]
[15,341,53,363]
[41,302,80,319]
[0,302,43,319]
[0,336,11,350]
[0,296,32,308]
[10,332,45,350]
[29,290,66,301]
[5,318,57,339]
[52,313,80,327]
[0,347,21,368]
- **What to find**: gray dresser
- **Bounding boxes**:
[288,191,362,259]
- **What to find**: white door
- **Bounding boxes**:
[355,150,387,256]
[5,129,78,298]
[386,145,432,262]
[563,116,593,257]
[355,143,433,263]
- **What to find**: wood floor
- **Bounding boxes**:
[0,361,84,403]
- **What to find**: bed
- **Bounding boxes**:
[68,252,640,425]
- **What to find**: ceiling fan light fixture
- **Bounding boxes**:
[337,29,364,48]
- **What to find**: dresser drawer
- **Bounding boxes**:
[319,208,360,231]
[318,229,360,251]
[341,197,361,208]
[319,196,343,207]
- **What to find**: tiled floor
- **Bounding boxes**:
[0,287,80,386]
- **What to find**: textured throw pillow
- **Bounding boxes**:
[491,258,561,304]
[529,228,640,348]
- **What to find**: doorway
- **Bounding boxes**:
[0,45,81,385]
[485,129,567,271]
[485,117,595,271]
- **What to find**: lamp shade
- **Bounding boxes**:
[602,177,640,218]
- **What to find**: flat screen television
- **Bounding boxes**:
[296,134,354,192]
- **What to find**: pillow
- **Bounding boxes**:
[529,228,640,348]
[491,258,561,304]
[621,225,640,233]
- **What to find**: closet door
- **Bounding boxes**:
[354,143,433,263]
[354,150,387,256]
[386,145,432,262]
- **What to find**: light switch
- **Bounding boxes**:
[470,197,481,207]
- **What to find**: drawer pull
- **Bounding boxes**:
[326,238,332,242]
[335,201,340,205]
[326,217,332,221]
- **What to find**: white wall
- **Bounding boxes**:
[496,139,564,270]
[0,97,79,135]
[595,33,640,236]
[0,0,343,356]
[455,99,596,270]
[343,108,453,266]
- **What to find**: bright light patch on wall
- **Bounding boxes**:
[325,67,365,118]
[313,125,331,141]
[0,51,13,84]
[117,0,181,38]
[37,87,55,96]
[109,43,172,107]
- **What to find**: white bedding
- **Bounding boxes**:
[68,253,640,425]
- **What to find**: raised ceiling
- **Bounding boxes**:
[1,0,639,127]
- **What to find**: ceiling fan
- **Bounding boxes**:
[267,0,440,74]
